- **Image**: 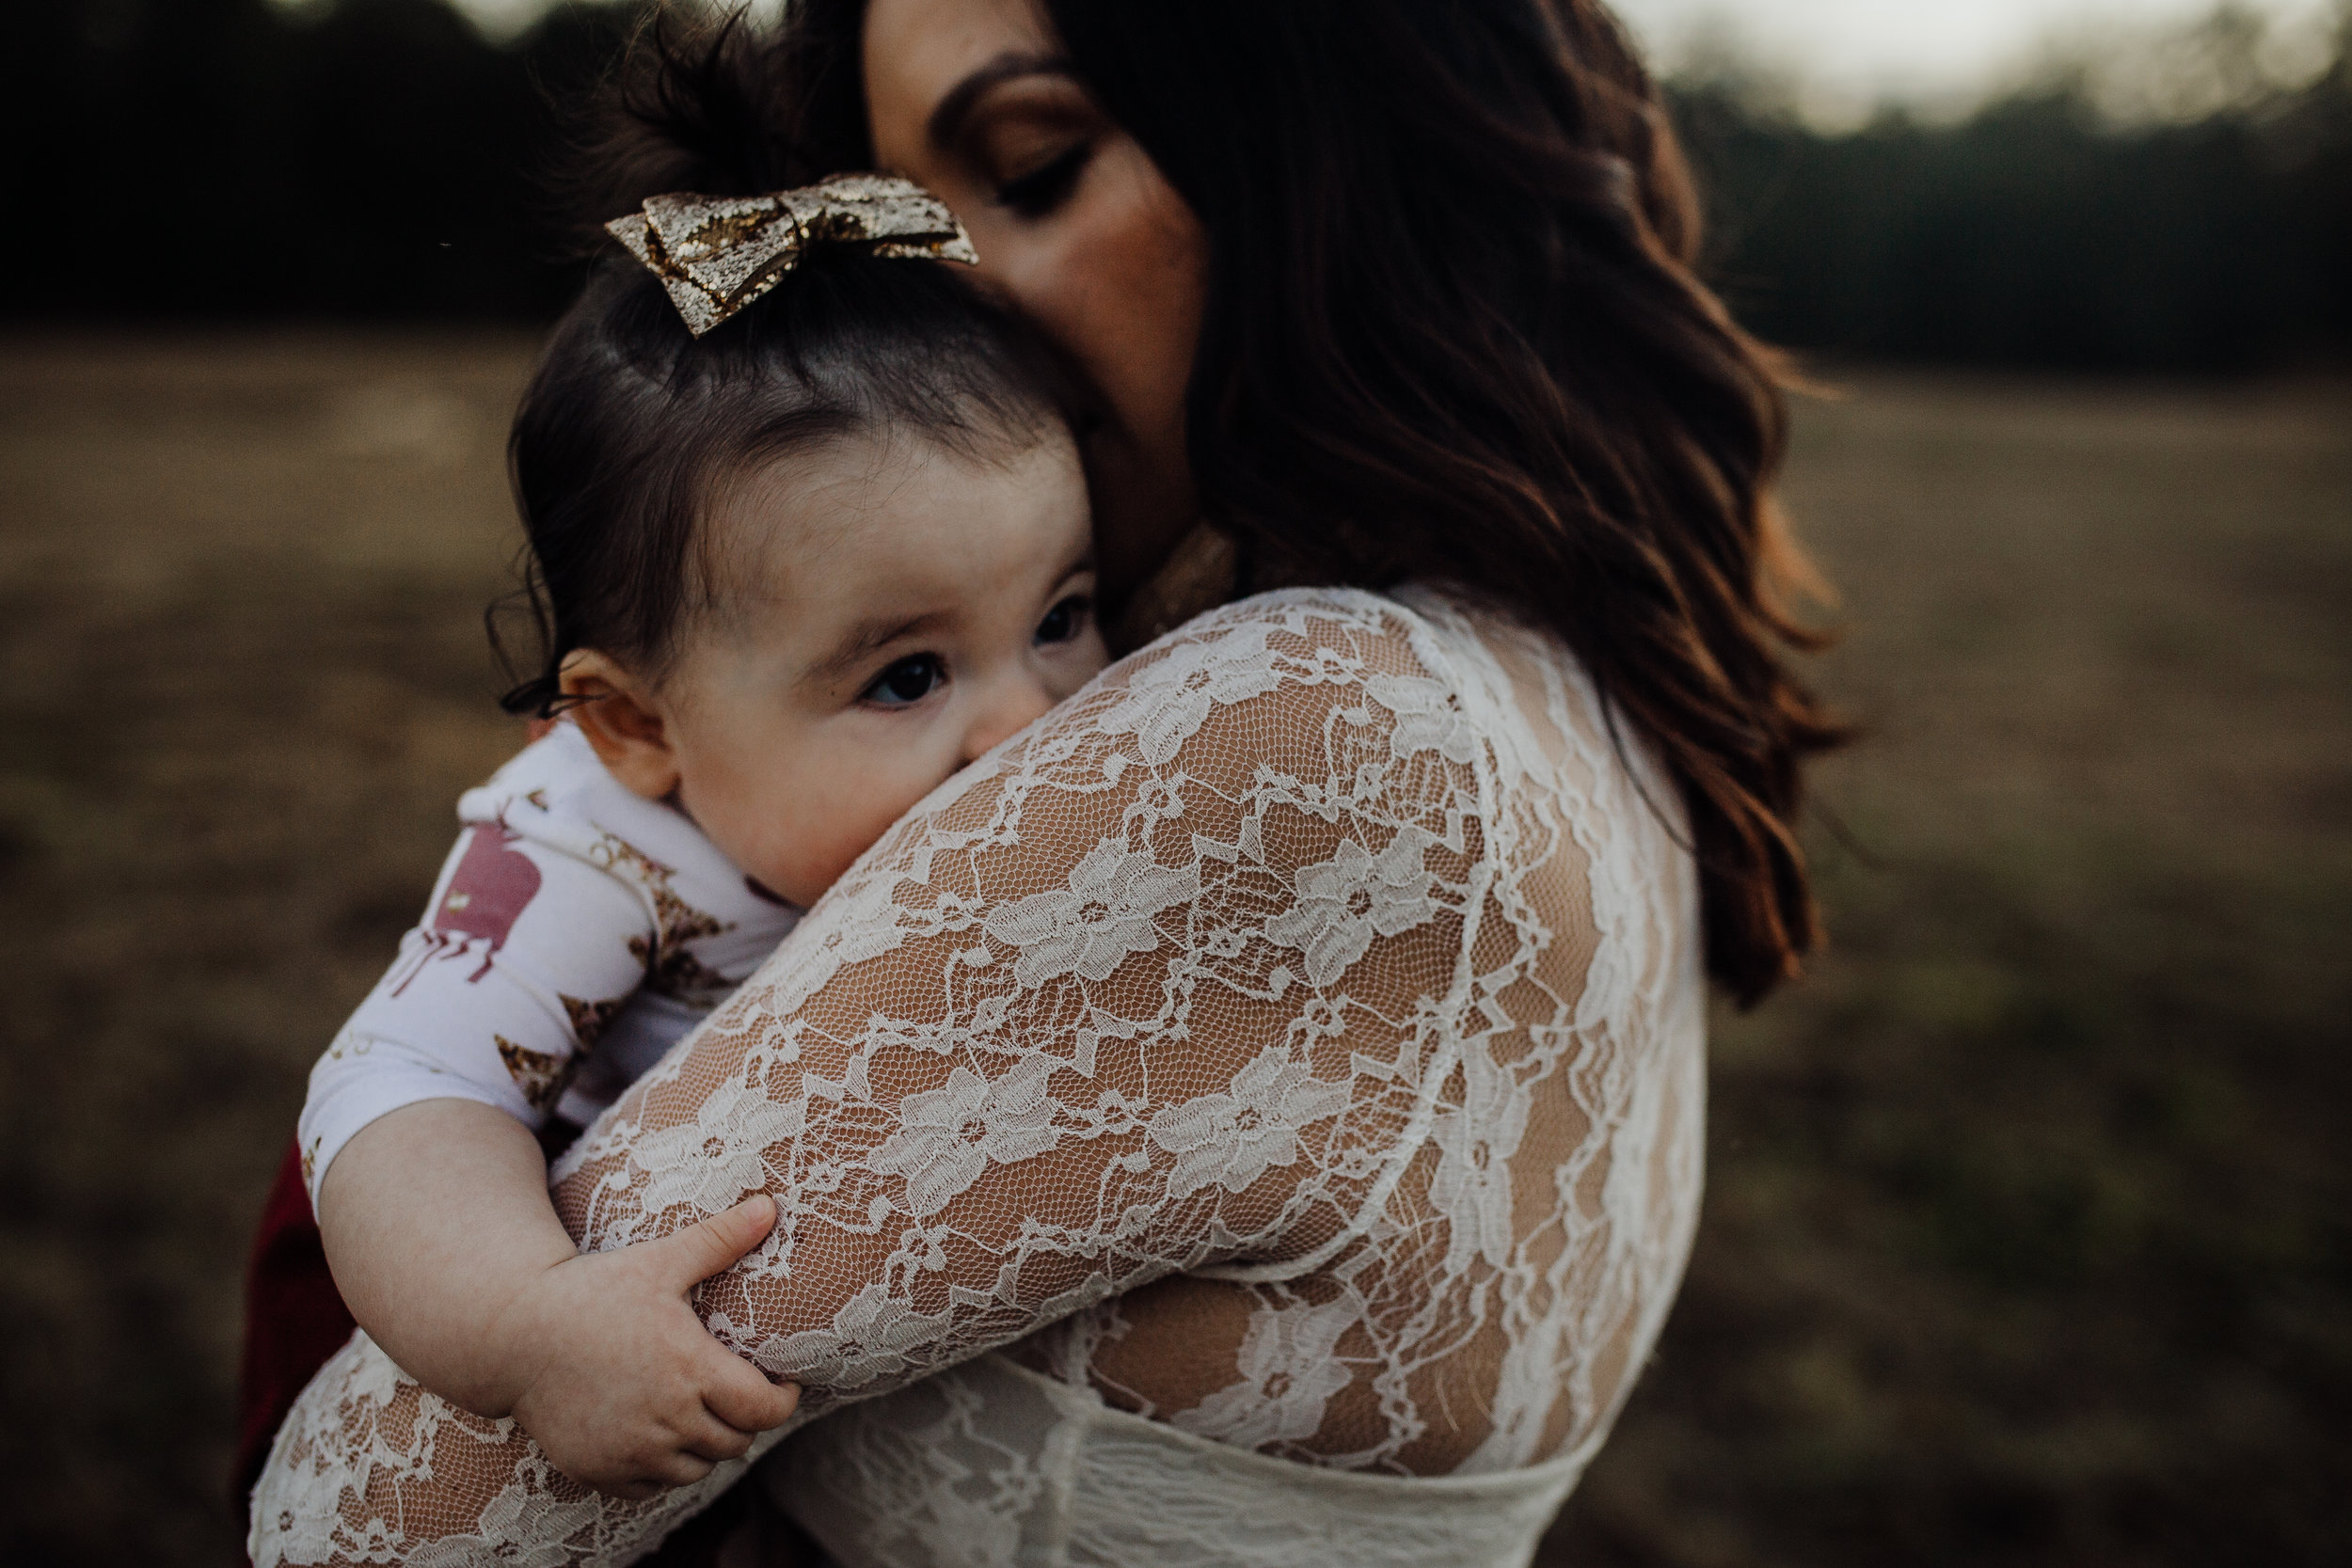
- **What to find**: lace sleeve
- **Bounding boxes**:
[250,591,1539,1566]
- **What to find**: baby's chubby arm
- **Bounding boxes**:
[315,1099,799,1499]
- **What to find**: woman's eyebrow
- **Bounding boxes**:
[928,51,1080,150]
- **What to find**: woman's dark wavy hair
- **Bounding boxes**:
[588,2,1845,1005]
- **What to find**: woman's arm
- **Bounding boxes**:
[252,592,1488,1566]
[317,1101,796,1497]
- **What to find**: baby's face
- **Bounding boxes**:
[657,425,1105,907]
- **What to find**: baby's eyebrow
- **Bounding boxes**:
[804,610,947,686]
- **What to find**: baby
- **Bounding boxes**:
[296,182,1105,1499]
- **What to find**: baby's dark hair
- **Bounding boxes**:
[494,18,1064,718]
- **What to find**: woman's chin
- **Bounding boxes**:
[1086,437,1201,611]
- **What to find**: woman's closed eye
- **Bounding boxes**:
[1035,594,1092,646]
[862,653,947,707]
[994,139,1093,217]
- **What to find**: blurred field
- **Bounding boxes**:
[0,338,2345,1565]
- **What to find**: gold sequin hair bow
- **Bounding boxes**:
[606,174,979,338]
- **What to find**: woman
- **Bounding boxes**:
[252,0,1837,1562]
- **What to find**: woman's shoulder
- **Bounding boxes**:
[1083,586,1484,773]
[1146,583,1502,686]
[1089,581,1641,861]
[1167,583,1445,641]
[1157,583,1692,909]
[1175,581,1557,658]
[1154,583,1605,752]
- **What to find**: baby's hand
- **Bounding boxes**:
[495,1195,801,1499]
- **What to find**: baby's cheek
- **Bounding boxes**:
[771,767,936,907]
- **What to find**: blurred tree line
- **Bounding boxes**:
[4,0,633,321]
[1675,6,2352,372]
[5,0,2348,371]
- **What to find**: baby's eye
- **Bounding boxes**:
[863,654,946,707]
[1036,594,1092,646]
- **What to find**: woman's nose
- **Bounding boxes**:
[961,673,1057,766]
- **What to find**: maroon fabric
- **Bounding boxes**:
[232,1137,358,1544]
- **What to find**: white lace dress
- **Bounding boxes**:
[250,587,1707,1568]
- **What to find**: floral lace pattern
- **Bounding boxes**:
[251,589,1706,1566]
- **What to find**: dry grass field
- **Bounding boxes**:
[0,337,2344,1565]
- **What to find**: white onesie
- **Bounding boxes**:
[298,722,801,1209]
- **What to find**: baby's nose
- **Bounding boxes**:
[961,674,1057,765]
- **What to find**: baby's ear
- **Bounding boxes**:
[559,651,680,802]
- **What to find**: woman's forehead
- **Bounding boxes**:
[863,0,1059,155]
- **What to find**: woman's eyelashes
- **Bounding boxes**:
[994,140,1093,217]
[861,653,946,707]
[1035,594,1092,645]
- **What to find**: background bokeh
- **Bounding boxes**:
[2,3,2346,1564]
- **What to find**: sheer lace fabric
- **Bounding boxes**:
[250,588,1706,1567]
[763,1353,1601,1567]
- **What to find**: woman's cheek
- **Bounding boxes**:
[1076,172,1200,430]
[1067,153,1208,592]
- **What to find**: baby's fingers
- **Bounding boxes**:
[701,1351,801,1434]
[574,1442,715,1501]
[648,1194,779,1292]
[675,1409,757,1465]
[634,1451,717,1495]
